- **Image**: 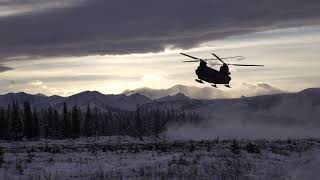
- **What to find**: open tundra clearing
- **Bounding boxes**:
[0,137,320,180]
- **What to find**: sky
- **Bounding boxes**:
[0,0,320,96]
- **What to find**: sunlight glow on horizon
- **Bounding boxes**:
[1,25,320,96]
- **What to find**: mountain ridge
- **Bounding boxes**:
[0,88,319,125]
[1,87,319,105]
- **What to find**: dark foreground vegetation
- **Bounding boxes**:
[0,137,319,180]
[0,102,201,141]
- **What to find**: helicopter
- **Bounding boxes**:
[180,53,264,88]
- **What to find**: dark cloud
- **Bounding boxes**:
[0,1,81,18]
[0,0,320,59]
[0,0,81,13]
[0,65,13,72]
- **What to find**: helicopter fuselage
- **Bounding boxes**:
[195,65,231,84]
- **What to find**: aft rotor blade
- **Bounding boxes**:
[227,63,264,67]
[182,60,200,62]
[208,62,222,66]
[180,53,200,60]
[211,53,225,64]
[206,56,245,61]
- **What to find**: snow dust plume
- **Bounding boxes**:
[166,120,320,140]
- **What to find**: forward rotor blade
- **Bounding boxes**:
[227,63,264,67]
[182,60,200,62]
[211,53,225,64]
[180,53,200,60]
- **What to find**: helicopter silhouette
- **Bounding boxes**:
[180,53,264,88]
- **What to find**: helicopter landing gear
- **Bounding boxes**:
[212,84,218,88]
[225,84,231,88]
[195,79,204,84]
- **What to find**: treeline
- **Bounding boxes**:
[0,102,201,141]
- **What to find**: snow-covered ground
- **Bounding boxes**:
[0,137,320,180]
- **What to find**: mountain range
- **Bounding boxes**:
[1,86,319,127]
[0,91,150,112]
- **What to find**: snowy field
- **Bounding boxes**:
[0,137,320,180]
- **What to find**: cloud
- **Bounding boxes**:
[27,80,75,96]
[241,82,284,97]
[123,85,227,99]
[28,80,44,86]
[123,83,286,99]
[0,0,320,59]
[0,0,82,17]
[0,79,15,86]
[33,74,141,83]
[0,65,13,72]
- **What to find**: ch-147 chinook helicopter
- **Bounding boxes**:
[180,53,264,88]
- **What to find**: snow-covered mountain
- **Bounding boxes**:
[0,91,151,111]
[60,91,150,111]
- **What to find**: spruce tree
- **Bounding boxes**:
[33,107,39,138]
[84,105,92,137]
[0,108,5,139]
[230,139,240,155]
[93,107,98,136]
[153,108,161,137]
[72,105,80,138]
[0,146,4,168]
[53,109,60,137]
[5,105,11,140]
[23,102,33,139]
[62,102,70,138]
[135,105,143,140]
[10,102,23,141]
[47,106,53,137]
